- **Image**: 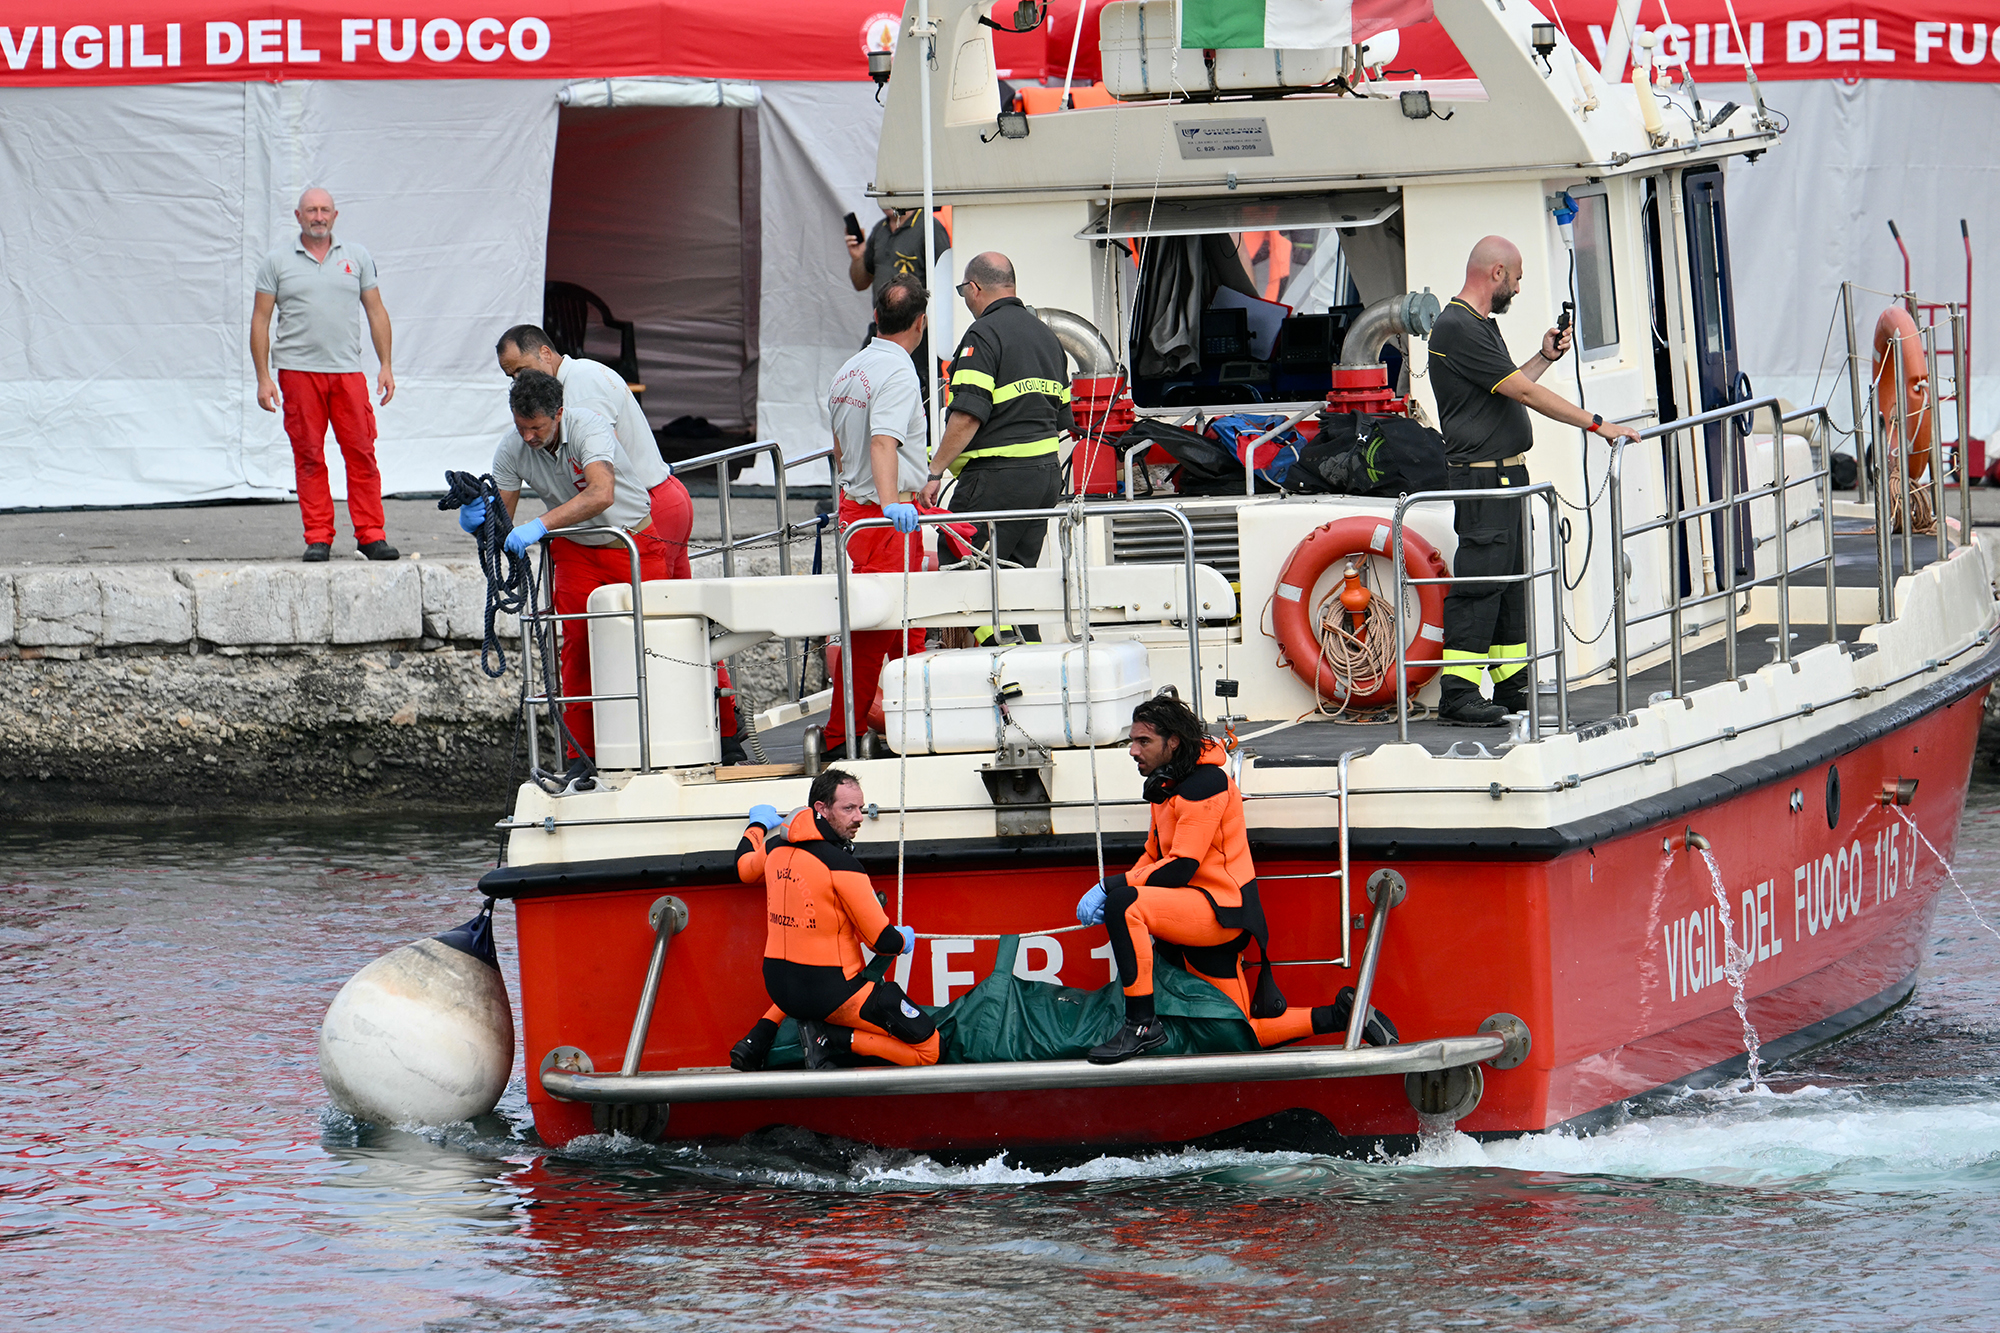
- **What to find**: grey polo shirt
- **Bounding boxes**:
[254,237,379,374]
[829,338,928,504]
[491,406,652,548]
[556,355,669,491]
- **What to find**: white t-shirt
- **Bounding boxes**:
[828,338,928,504]
[491,406,652,547]
[556,355,669,491]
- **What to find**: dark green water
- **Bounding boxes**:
[7,794,2000,1331]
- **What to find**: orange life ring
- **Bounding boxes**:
[1872,306,1933,480]
[1272,517,1449,707]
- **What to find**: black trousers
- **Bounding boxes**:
[949,458,1061,641]
[1441,463,1530,682]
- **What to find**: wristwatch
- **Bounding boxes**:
[1589,413,1604,433]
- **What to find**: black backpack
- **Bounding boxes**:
[1292,411,1450,497]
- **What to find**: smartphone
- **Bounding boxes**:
[843,212,865,242]
[1557,301,1574,334]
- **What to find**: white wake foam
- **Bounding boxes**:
[1409,1087,2000,1189]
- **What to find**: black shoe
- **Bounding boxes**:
[729,1018,778,1072]
[1320,987,1400,1047]
[1437,682,1509,728]
[798,1020,851,1070]
[302,543,331,563]
[1491,681,1529,716]
[358,540,400,561]
[720,735,749,766]
[1087,1018,1168,1065]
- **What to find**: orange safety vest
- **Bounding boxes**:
[739,808,902,977]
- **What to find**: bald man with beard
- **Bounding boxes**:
[1427,235,1640,727]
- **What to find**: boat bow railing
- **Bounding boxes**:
[834,502,1208,755]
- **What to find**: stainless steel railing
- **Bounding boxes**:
[1390,483,1568,742]
[519,524,653,775]
[671,438,834,701]
[1607,398,1841,712]
[835,503,1206,754]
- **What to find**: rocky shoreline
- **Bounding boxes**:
[2,644,520,821]
[0,553,802,822]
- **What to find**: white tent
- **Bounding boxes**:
[0,3,895,510]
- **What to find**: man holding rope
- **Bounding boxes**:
[459,370,668,761]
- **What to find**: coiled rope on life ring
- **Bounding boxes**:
[1271,517,1449,708]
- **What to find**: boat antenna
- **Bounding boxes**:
[1715,0,1775,129]
[914,0,942,446]
[1060,0,1087,109]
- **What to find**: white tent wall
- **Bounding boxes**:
[752,81,891,486]
[1715,79,2000,446]
[0,78,558,511]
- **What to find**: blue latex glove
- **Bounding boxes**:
[457,497,489,534]
[503,516,548,559]
[897,925,917,955]
[1076,883,1107,927]
[883,502,921,534]
[747,803,782,831]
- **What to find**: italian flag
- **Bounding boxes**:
[1180,0,1435,49]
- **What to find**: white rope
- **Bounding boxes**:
[896,526,914,927]
[914,923,1095,941]
[1071,501,1106,884]
[1316,562,1398,698]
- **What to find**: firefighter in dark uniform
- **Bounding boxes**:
[1428,235,1640,726]
[919,251,1073,645]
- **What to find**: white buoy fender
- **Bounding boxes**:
[318,909,515,1125]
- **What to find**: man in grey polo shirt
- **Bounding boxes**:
[823,277,933,758]
[251,187,399,563]
[481,370,669,760]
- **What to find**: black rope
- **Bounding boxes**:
[438,470,595,794]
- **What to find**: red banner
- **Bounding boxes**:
[2,0,1994,87]
[1394,0,2000,84]
[0,1,900,85]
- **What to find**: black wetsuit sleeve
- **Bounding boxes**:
[1146,858,1200,888]
[871,923,906,955]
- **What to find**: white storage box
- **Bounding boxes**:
[588,592,720,770]
[880,641,1153,755]
[1100,0,1344,98]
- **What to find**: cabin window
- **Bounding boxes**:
[1572,190,1619,362]
[1685,179,1732,358]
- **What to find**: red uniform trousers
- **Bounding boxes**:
[280,369,384,546]
[551,528,669,759]
[649,474,736,738]
[824,494,926,750]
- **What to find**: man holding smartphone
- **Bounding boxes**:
[846,205,951,416]
[1428,235,1640,727]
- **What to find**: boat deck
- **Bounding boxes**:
[744,520,1946,766]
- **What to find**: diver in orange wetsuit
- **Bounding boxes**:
[1078,692,1398,1064]
[728,768,942,1070]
